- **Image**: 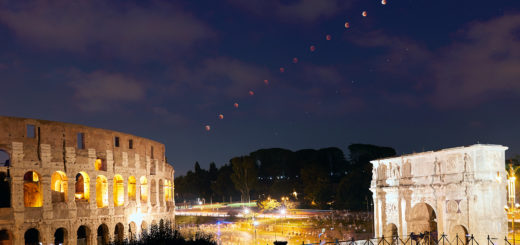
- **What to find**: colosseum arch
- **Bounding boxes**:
[23,171,42,207]
[128,222,137,241]
[94,158,107,171]
[114,223,124,243]
[150,179,157,206]
[371,145,507,241]
[77,225,91,245]
[54,227,67,245]
[409,203,437,237]
[450,225,468,245]
[51,171,68,203]
[383,223,398,239]
[141,221,148,233]
[96,224,109,245]
[96,175,108,208]
[75,172,90,201]
[113,175,124,207]
[140,176,148,203]
[0,172,10,208]
[128,176,136,201]
[0,150,9,167]
[164,180,172,203]
[24,228,40,245]
[0,229,12,245]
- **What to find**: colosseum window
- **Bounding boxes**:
[113,174,124,207]
[128,176,136,201]
[26,124,35,138]
[164,180,172,202]
[0,150,9,166]
[140,176,148,203]
[75,172,90,201]
[54,227,67,245]
[51,171,68,203]
[96,175,109,208]
[0,172,10,207]
[77,133,85,149]
[95,158,107,171]
[23,171,42,207]
[114,136,120,147]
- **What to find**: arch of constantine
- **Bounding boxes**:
[371,144,507,242]
[0,116,174,245]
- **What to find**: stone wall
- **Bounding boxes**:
[0,116,175,245]
[370,144,507,243]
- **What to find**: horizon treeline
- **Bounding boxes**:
[174,144,396,210]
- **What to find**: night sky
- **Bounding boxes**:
[1,0,519,175]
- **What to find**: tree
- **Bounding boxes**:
[300,164,332,209]
[257,198,281,211]
[230,156,258,203]
[211,164,238,202]
[335,144,396,211]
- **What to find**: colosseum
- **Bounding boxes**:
[0,116,175,245]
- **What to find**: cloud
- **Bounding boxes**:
[169,57,273,98]
[68,70,145,112]
[349,14,520,109]
[429,14,520,108]
[0,0,214,59]
[228,0,354,23]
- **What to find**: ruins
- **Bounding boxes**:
[371,144,508,243]
[0,116,174,245]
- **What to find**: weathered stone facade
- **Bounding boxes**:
[0,116,175,245]
[371,144,507,243]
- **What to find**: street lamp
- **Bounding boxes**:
[280,208,286,236]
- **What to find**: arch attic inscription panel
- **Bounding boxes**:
[0,116,175,245]
[370,144,507,243]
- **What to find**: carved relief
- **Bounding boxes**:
[446,200,461,214]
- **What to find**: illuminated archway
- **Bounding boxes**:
[24,171,42,207]
[51,171,68,203]
[113,175,124,207]
[164,180,172,203]
[75,172,90,202]
[96,176,108,208]
[95,158,106,171]
[140,177,148,203]
[150,179,157,206]
[128,176,136,201]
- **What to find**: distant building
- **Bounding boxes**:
[0,116,174,245]
[370,144,507,242]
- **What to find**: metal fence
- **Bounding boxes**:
[301,233,512,245]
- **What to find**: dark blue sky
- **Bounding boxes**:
[1,0,520,175]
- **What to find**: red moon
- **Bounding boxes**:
[310,45,316,52]
[205,125,211,131]
[234,103,239,108]
[218,114,224,120]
